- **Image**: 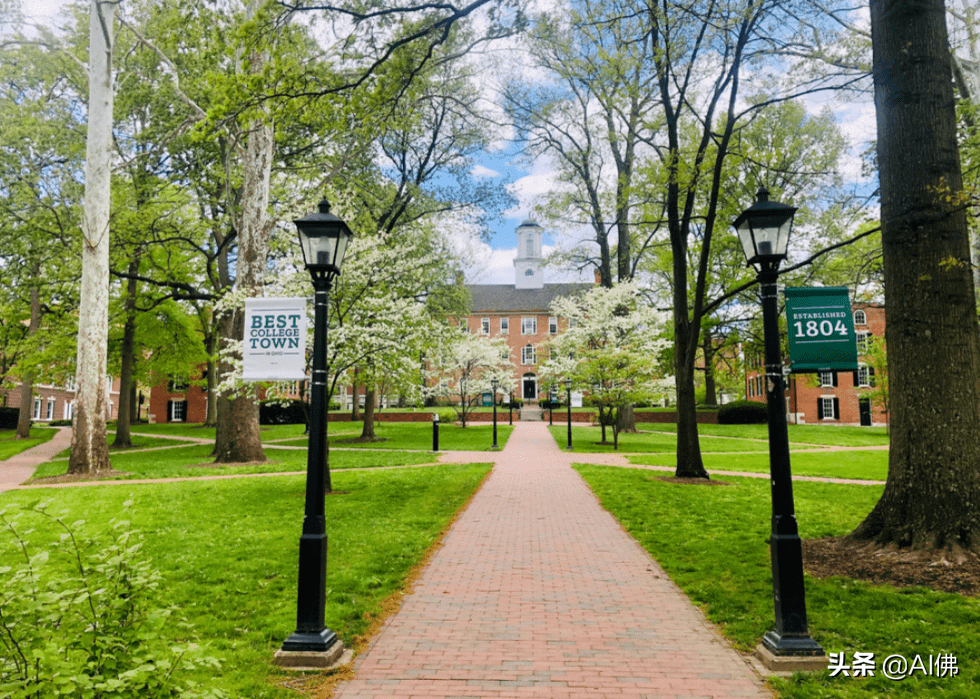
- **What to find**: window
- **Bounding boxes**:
[522,344,536,365]
[64,375,76,392]
[818,371,836,387]
[819,397,839,420]
[169,400,187,422]
[569,318,578,329]
[46,400,54,420]
[854,309,867,326]
[747,377,754,398]
[757,376,764,396]
[549,316,558,334]
[500,348,510,361]
[459,319,468,333]
[525,269,535,277]
[521,317,537,335]
[856,331,870,353]
[64,401,73,421]
[481,317,490,335]
[500,317,509,334]
[33,398,41,420]
[856,365,876,388]
[168,375,189,392]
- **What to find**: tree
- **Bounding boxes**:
[70,0,118,475]
[848,0,980,556]
[425,331,514,428]
[539,282,671,450]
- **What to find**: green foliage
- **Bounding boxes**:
[717,400,769,424]
[0,428,58,461]
[0,502,223,698]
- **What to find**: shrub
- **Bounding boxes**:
[0,501,223,699]
[259,398,308,425]
[717,400,768,424]
[48,419,72,427]
[433,407,457,424]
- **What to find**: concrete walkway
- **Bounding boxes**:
[334,422,771,699]
[0,427,73,492]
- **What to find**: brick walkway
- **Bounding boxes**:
[334,422,771,699]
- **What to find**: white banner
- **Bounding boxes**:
[243,297,307,381]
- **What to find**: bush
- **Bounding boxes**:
[0,501,223,698]
[0,407,20,430]
[434,407,457,424]
[717,400,768,424]
[259,398,308,425]
[48,419,72,427]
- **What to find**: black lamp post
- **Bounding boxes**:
[549,386,557,426]
[565,378,573,450]
[734,187,823,660]
[491,377,499,449]
[277,198,352,664]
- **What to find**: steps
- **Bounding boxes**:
[519,406,543,421]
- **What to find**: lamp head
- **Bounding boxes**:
[733,187,796,270]
[295,198,353,283]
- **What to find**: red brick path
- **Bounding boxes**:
[334,422,771,699]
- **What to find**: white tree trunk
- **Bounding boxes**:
[69,0,115,474]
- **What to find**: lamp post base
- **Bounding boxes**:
[755,640,827,673]
[275,629,345,670]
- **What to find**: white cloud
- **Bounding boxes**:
[471,164,501,179]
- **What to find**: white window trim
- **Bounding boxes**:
[820,396,836,420]
[818,370,834,387]
[854,310,867,326]
[857,365,871,388]
[45,399,55,420]
[522,344,536,365]
[32,398,42,420]
[64,401,74,421]
[481,317,490,335]
[170,400,186,422]
[548,316,558,334]
[500,317,509,334]
[521,317,537,335]
[856,331,869,354]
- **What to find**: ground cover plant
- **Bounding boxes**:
[575,464,979,698]
[627,450,888,481]
[30,445,440,481]
[0,427,58,461]
[0,464,491,698]
[274,422,514,451]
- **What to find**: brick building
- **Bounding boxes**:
[746,303,886,425]
[462,220,592,403]
[1,375,122,423]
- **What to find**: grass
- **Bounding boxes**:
[574,464,980,698]
[30,444,440,481]
[0,427,59,461]
[274,422,515,452]
[648,422,890,447]
[1,463,491,698]
[628,450,889,481]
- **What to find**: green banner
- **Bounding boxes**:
[784,287,858,372]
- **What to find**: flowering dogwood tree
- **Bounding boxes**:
[540,282,672,449]
[425,330,515,428]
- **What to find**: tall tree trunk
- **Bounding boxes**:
[212,4,272,464]
[673,291,708,479]
[702,331,718,407]
[16,278,41,439]
[204,330,218,427]
[113,260,139,448]
[359,388,377,439]
[213,309,266,462]
[69,0,115,475]
[850,0,980,553]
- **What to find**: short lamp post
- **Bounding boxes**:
[565,378,573,450]
[734,187,824,664]
[549,386,557,426]
[276,198,352,667]
[491,377,499,449]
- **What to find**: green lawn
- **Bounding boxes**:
[645,422,890,447]
[274,421,515,452]
[628,450,889,481]
[0,427,59,461]
[575,464,979,698]
[30,444,440,481]
[1,464,490,698]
